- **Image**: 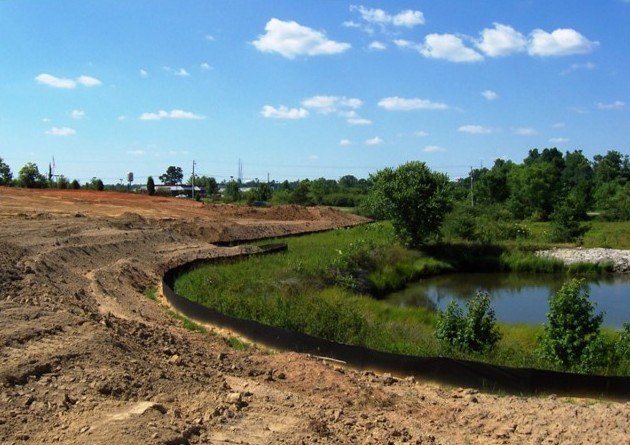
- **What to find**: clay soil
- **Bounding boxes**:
[0,187,627,445]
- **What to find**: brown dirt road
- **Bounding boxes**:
[0,187,628,444]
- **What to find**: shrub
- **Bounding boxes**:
[537,279,607,372]
[435,292,501,353]
[548,200,590,243]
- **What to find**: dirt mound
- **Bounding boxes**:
[0,187,628,444]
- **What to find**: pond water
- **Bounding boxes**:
[385,273,630,328]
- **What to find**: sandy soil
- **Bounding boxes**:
[0,187,628,445]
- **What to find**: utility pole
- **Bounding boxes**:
[191,160,196,200]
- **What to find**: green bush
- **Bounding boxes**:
[537,279,607,372]
[435,292,501,353]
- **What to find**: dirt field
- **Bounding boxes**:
[0,187,628,444]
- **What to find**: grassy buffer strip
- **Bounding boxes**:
[165,227,630,398]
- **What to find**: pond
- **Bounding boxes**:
[385,273,630,328]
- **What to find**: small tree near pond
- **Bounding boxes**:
[537,279,608,373]
[435,292,502,354]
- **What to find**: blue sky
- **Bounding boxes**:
[0,1,628,184]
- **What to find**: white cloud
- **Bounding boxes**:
[139,69,148,77]
[549,137,569,144]
[424,145,445,153]
[365,136,384,145]
[481,90,499,101]
[596,100,625,110]
[342,20,361,29]
[514,127,538,136]
[528,28,599,57]
[561,61,596,75]
[205,34,216,41]
[118,115,127,121]
[393,39,414,49]
[308,154,319,161]
[302,95,362,114]
[415,131,429,137]
[76,75,102,87]
[46,126,76,136]
[552,122,565,128]
[339,139,352,146]
[35,73,102,89]
[347,117,372,126]
[378,96,449,111]
[458,125,494,134]
[420,33,483,63]
[476,23,527,57]
[127,149,145,156]
[174,68,190,77]
[260,105,309,119]
[368,41,386,51]
[70,109,85,120]
[200,62,213,71]
[139,109,205,121]
[252,18,350,59]
[350,6,425,29]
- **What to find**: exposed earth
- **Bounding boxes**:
[0,187,628,445]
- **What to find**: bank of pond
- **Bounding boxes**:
[173,222,629,376]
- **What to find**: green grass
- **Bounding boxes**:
[144,286,158,301]
[166,309,207,334]
[173,221,628,375]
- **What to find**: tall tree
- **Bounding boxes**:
[17,162,47,188]
[0,157,12,186]
[147,176,156,196]
[365,161,452,247]
[159,166,183,185]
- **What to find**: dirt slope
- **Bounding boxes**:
[0,187,628,445]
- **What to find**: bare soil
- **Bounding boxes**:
[0,187,627,445]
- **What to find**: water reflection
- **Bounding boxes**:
[386,273,630,328]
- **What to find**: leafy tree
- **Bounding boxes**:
[159,166,183,185]
[190,175,219,196]
[435,292,501,353]
[17,162,47,188]
[507,162,558,220]
[290,179,311,205]
[547,198,590,243]
[476,159,514,205]
[254,182,273,201]
[223,179,241,203]
[537,279,607,372]
[365,161,451,247]
[95,179,104,191]
[309,178,337,205]
[561,150,593,218]
[0,157,12,186]
[339,174,359,188]
[593,150,628,186]
[56,175,69,189]
[70,179,81,190]
[147,176,156,196]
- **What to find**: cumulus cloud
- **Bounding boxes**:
[596,100,625,110]
[35,73,102,89]
[252,18,350,59]
[339,139,352,146]
[481,90,499,101]
[561,61,595,75]
[476,23,527,57]
[127,149,146,156]
[302,95,362,114]
[200,62,213,71]
[423,145,445,153]
[70,109,85,120]
[514,127,538,136]
[139,69,148,77]
[139,109,205,121]
[174,68,190,77]
[46,126,76,136]
[528,28,599,56]
[347,117,372,126]
[365,136,384,145]
[420,34,483,63]
[368,41,386,51]
[415,131,429,137]
[378,96,449,111]
[549,137,569,144]
[458,125,494,134]
[260,105,309,119]
[349,6,425,30]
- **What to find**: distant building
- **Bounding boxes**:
[139,184,205,198]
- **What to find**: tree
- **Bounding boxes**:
[56,175,69,189]
[435,292,501,353]
[147,176,156,196]
[365,161,452,247]
[189,175,218,196]
[537,279,606,372]
[507,162,558,220]
[290,179,311,205]
[339,175,359,188]
[223,179,241,203]
[70,179,81,190]
[0,157,12,186]
[17,162,47,188]
[159,166,183,185]
[95,179,104,191]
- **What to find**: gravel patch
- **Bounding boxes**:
[536,248,630,272]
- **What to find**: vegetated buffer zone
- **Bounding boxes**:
[168,222,630,398]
